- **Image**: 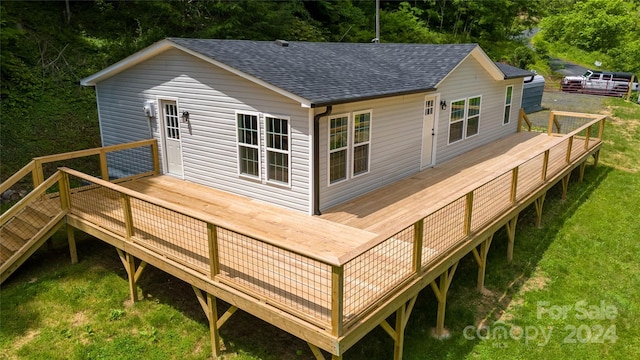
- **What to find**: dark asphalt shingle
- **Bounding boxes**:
[168,38,530,106]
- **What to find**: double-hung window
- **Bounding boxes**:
[237,112,291,186]
[448,96,481,144]
[352,111,371,176]
[329,110,372,185]
[329,115,349,183]
[237,113,260,178]
[265,116,290,184]
[503,86,513,125]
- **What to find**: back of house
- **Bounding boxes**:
[81,39,532,215]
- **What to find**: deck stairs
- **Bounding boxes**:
[1,181,66,284]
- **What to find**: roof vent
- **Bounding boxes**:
[274,39,289,47]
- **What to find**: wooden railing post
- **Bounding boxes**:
[59,171,71,210]
[207,223,220,279]
[585,126,591,150]
[121,194,134,238]
[33,159,45,188]
[542,150,550,181]
[99,148,109,181]
[151,141,160,175]
[412,219,424,273]
[566,136,574,163]
[464,192,473,236]
[331,265,344,337]
[547,112,555,135]
[517,109,523,132]
[598,118,606,139]
[510,167,519,203]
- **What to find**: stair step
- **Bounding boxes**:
[0,227,27,251]
[0,244,14,264]
[29,199,60,218]
[20,206,53,227]
[4,217,39,242]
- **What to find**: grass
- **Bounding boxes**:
[1,98,639,359]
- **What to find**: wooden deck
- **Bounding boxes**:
[0,112,606,359]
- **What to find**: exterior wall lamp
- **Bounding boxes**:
[181,111,190,123]
[440,100,447,110]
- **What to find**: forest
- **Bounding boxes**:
[1,0,639,177]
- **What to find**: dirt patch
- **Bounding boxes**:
[1,329,40,358]
[474,273,550,327]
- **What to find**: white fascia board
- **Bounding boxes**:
[80,40,174,86]
[435,45,504,88]
[169,42,312,108]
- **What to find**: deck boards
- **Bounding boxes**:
[320,132,563,238]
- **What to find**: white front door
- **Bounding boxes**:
[421,95,437,168]
[161,100,183,176]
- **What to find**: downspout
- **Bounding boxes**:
[313,105,332,215]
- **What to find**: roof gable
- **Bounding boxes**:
[81,38,519,107]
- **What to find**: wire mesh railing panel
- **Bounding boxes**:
[553,115,592,134]
[68,179,125,236]
[516,153,545,201]
[217,227,332,325]
[547,139,570,178]
[130,198,209,273]
[588,122,601,149]
[471,172,512,231]
[106,146,155,180]
[569,135,587,162]
[422,196,466,265]
[42,155,102,182]
[343,226,413,322]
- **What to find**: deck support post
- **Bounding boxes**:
[379,295,418,360]
[116,249,146,302]
[430,262,458,339]
[192,286,238,359]
[67,224,78,264]
[506,214,519,262]
[472,235,493,292]
[593,149,600,167]
[561,173,570,201]
[535,192,546,229]
[579,161,587,182]
[307,343,331,360]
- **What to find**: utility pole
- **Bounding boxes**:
[374,0,380,43]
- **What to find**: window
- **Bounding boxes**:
[353,111,371,176]
[237,113,260,178]
[503,86,513,125]
[328,110,372,185]
[265,116,289,184]
[448,96,481,144]
[329,115,349,183]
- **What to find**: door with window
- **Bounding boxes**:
[421,95,437,168]
[161,100,183,176]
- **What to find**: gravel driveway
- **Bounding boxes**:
[525,91,608,128]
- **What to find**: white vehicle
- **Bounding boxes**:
[561,70,638,96]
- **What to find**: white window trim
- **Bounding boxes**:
[466,95,482,139]
[327,113,350,186]
[447,95,482,145]
[351,109,372,179]
[264,113,292,188]
[235,110,262,181]
[503,85,514,126]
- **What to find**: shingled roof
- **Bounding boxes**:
[82,38,532,107]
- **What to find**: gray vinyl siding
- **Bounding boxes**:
[318,94,425,210]
[95,48,311,213]
[434,56,522,163]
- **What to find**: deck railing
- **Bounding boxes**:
[3,112,606,338]
[339,112,606,330]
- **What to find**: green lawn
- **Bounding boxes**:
[1,98,639,359]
